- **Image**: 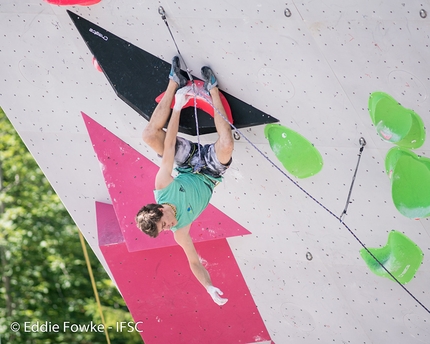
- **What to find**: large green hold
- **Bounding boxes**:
[368,92,425,149]
[360,230,423,284]
[264,124,323,178]
[385,147,430,218]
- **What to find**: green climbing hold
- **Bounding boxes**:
[368,91,425,149]
[264,124,323,178]
[360,230,423,284]
[385,147,430,218]
[384,147,416,178]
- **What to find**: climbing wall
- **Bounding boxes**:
[1,0,430,343]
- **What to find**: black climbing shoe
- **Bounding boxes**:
[201,66,218,93]
[169,56,187,88]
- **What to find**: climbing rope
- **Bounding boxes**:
[157,6,429,314]
[207,97,430,315]
[158,6,203,172]
[79,231,111,344]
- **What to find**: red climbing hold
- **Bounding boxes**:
[92,57,103,72]
[155,80,234,124]
[45,0,101,6]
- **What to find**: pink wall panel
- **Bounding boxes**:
[82,112,250,252]
[96,201,271,344]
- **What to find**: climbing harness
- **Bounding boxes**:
[157,6,429,314]
[340,137,366,223]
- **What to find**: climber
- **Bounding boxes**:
[135,56,234,306]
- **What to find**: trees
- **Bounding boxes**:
[0,108,142,343]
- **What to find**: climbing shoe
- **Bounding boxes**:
[201,66,218,93]
[169,56,187,88]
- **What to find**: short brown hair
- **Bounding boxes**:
[135,204,163,238]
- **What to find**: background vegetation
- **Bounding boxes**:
[0,108,142,343]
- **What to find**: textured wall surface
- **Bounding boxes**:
[1,0,430,343]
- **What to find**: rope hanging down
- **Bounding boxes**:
[158,6,203,172]
[79,231,111,344]
[157,6,429,315]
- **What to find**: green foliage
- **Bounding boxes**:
[0,108,142,343]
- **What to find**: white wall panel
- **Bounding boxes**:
[1,0,430,342]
